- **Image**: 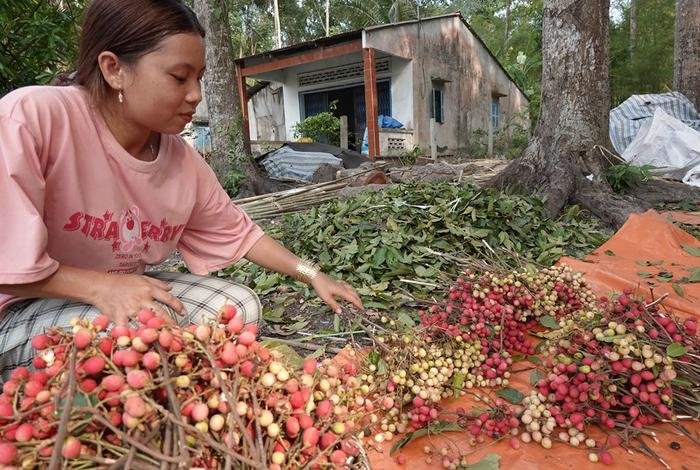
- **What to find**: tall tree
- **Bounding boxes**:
[629,0,638,60]
[491,0,700,227]
[674,0,700,108]
[193,0,251,193]
[609,0,675,105]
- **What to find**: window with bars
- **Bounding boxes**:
[431,87,444,124]
[491,98,500,130]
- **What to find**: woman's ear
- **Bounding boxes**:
[97,51,124,91]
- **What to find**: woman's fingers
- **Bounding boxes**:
[322,293,342,314]
[336,281,364,310]
[151,288,185,315]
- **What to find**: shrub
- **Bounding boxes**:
[292,112,341,146]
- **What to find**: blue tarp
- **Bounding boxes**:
[361,115,405,154]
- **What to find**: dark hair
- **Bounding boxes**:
[76,0,204,104]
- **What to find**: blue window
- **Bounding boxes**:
[432,88,444,124]
[491,98,500,130]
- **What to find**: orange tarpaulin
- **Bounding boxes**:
[563,211,700,319]
[367,210,700,469]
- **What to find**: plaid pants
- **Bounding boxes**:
[0,272,261,379]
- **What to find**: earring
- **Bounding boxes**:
[118,90,124,103]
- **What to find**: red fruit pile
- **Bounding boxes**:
[419,267,596,355]
[0,305,363,468]
[519,290,700,461]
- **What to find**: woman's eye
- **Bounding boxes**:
[171,74,187,83]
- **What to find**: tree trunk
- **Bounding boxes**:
[674,0,700,109]
[489,0,647,228]
[629,0,638,60]
[504,0,512,50]
[193,0,257,195]
[273,0,282,49]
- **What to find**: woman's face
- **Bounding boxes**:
[119,33,205,134]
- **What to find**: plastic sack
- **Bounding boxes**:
[622,107,700,186]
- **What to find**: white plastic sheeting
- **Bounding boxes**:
[622,108,700,187]
[610,92,700,155]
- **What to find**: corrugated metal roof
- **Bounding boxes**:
[234,30,362,64]
[235,12,528,101]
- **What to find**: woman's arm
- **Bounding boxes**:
[244,235,363,314]
[0,265,183,325]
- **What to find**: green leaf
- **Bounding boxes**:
[396,311,416,328]
[377,358,389,375]
[496,387,525,404]
[671,378,693,387]
[656,272,674,282]
[682,244,700,256]
[688,267,700,283]
[263,306,285,324]
[530,369,544,386]
[259,341,303,369]
[389,421,462,455]
[667,342,688,357]
[539,315,560,329]
[469,454,501,470]
[306,346,326,359]
[637,271,653,278]
[672,283,685,297]
[604,249,616,256]
[372,247,387,266]
[333,314,340,332]
[527,355,543,365]
[390,433,415,455]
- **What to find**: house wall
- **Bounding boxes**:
[365,16,530,155]
[247,53,414,141]
[391,58,414,129]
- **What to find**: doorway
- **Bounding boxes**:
[302,80,391,150]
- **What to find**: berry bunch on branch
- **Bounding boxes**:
[0,306,364,469]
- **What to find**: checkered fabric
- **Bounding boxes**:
[0,272,261,379]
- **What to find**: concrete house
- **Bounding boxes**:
[233,12,529,158]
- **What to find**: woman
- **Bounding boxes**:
[0,0,362,377]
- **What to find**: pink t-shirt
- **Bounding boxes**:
[0,85,264,311]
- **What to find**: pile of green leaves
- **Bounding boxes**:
[225,183,609,307]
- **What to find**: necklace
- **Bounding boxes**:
[148,136,158,160]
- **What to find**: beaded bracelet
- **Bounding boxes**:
[294,259,321,284]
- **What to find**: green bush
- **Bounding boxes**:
[606,162,654,193]
[0,1,83,94]
[292,112,341,146]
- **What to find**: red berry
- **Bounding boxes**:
[599,451,613,465]
[31,334,51,350]
[0,442,17,465]
[61,437,81,459]
[92,314,110,331]
[238,331,256,346]
[82,356,106,376]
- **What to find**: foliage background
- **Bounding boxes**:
[0,0,677,118]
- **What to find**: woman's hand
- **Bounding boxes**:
[310,273,364,314]
[91,273,185,325]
